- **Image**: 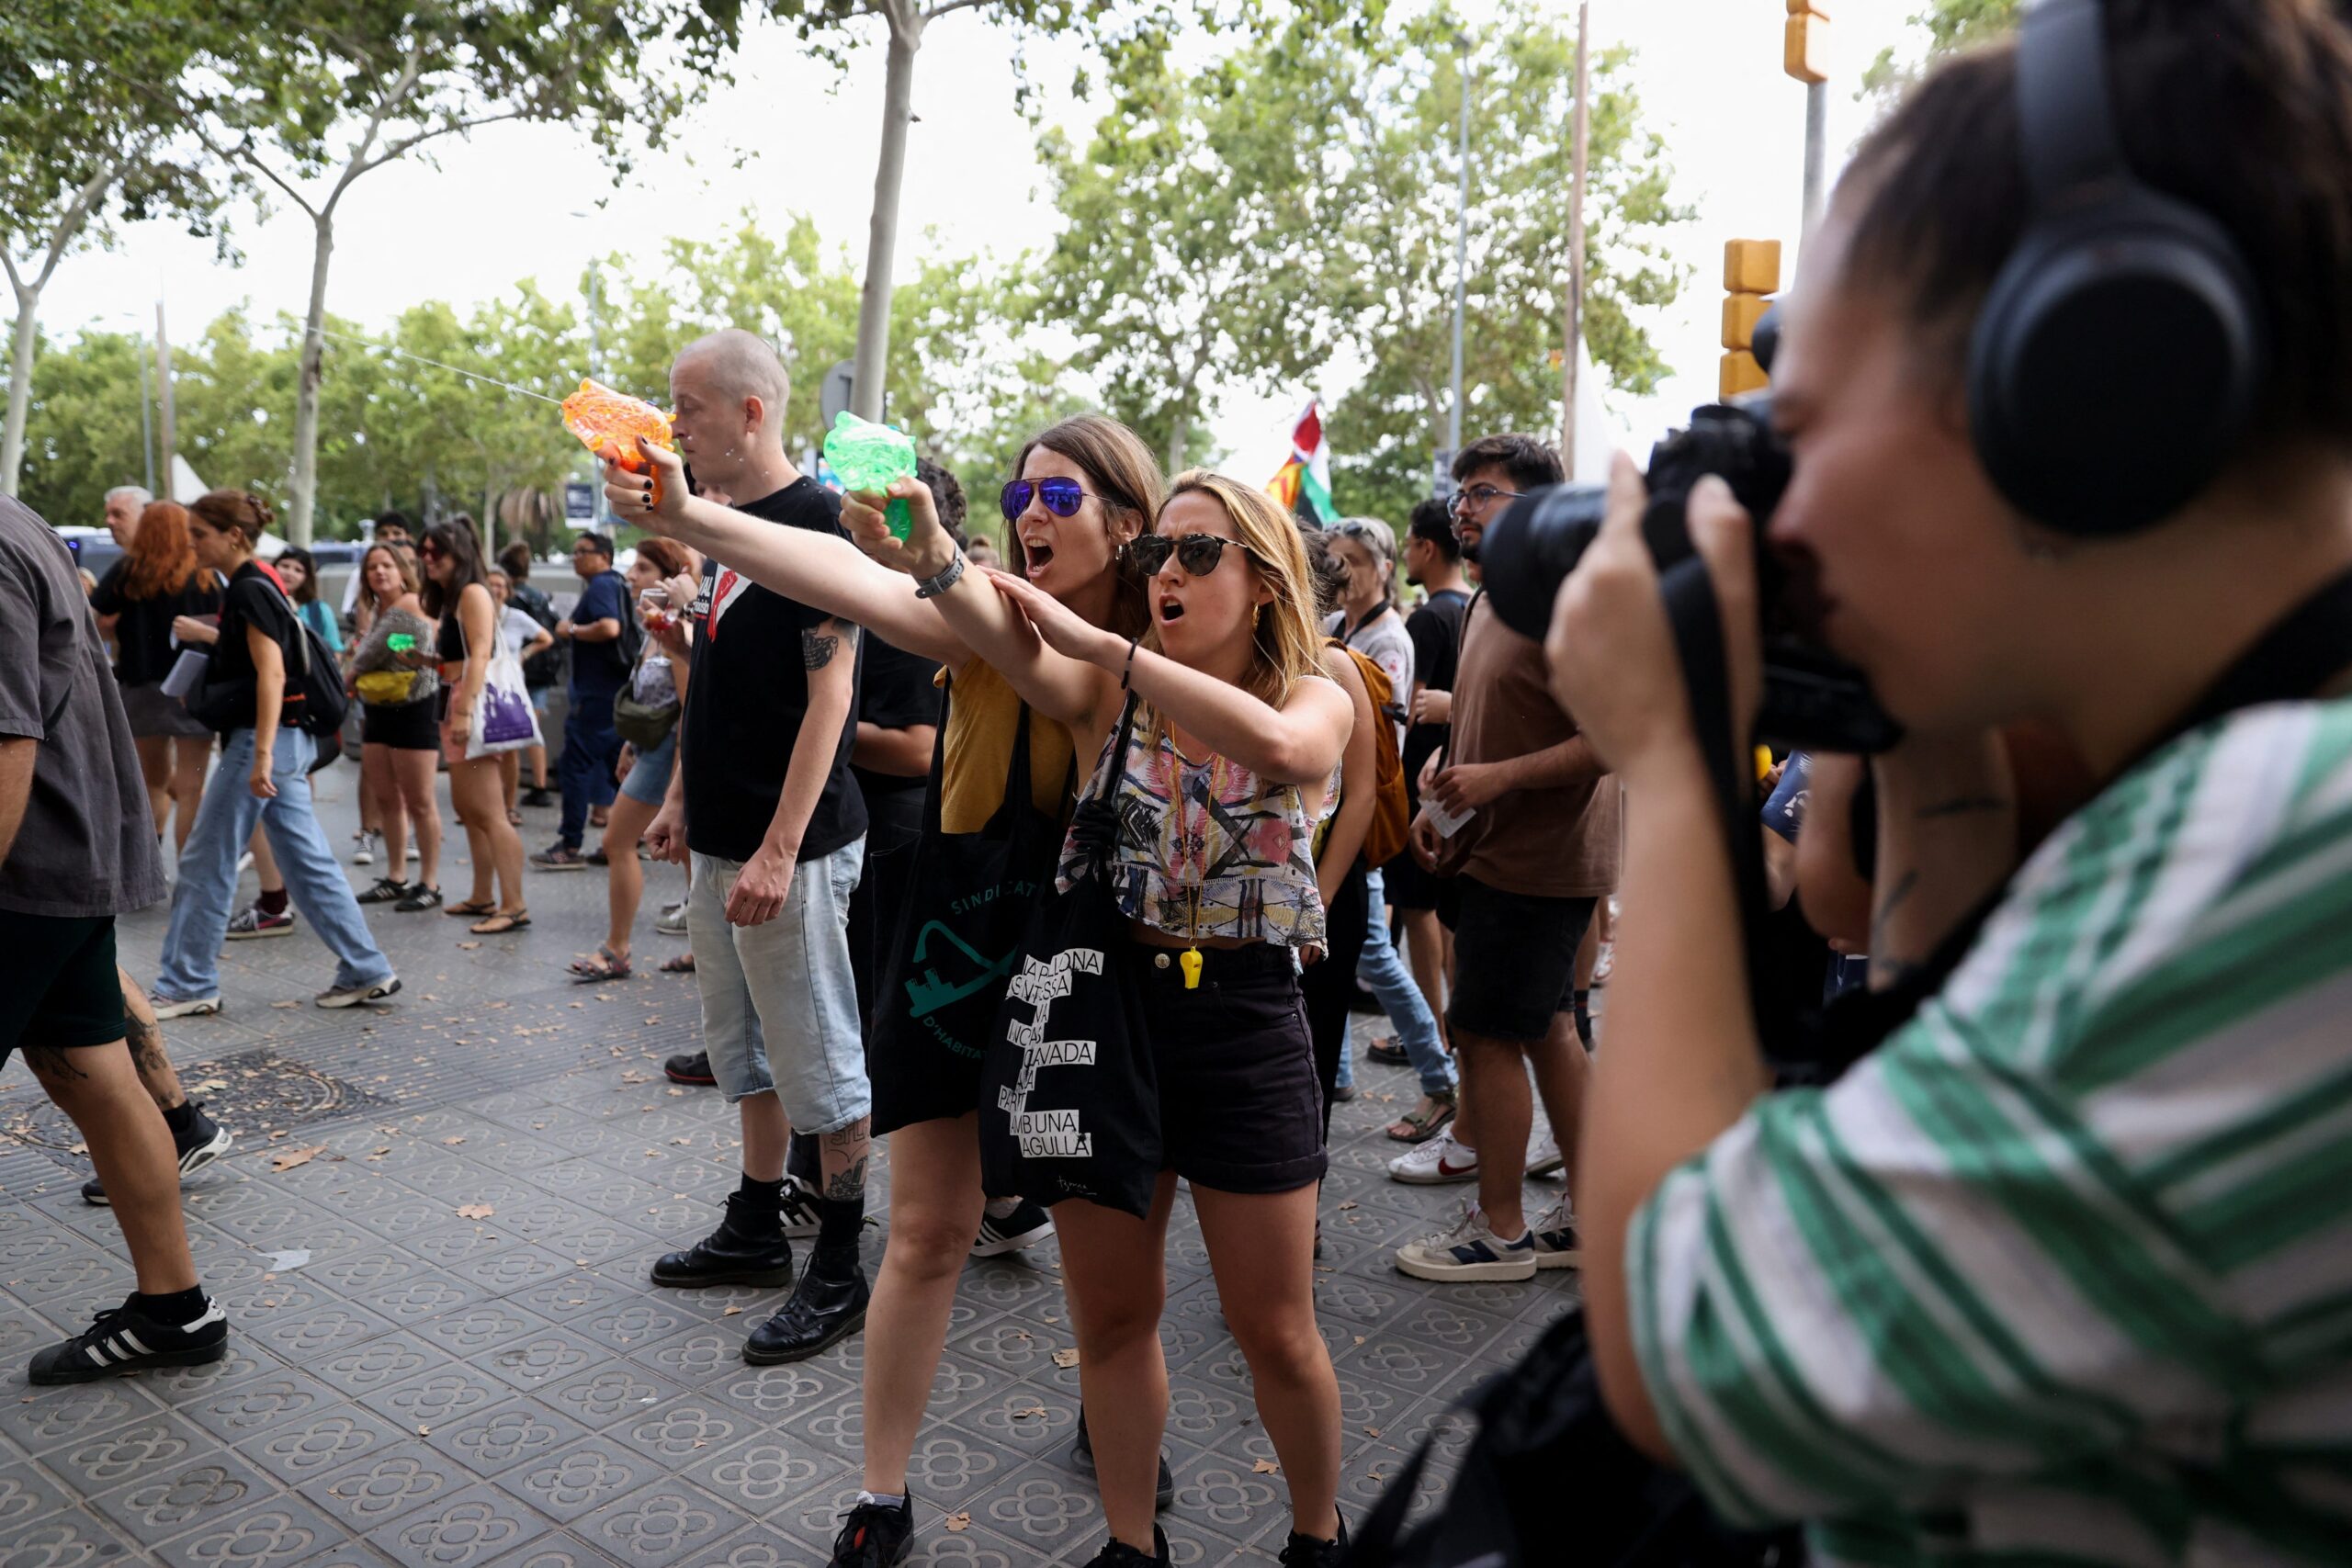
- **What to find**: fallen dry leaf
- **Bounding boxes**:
[440,1136,466,1146]
[1012,1405,1049,1420]
[1253,1459,1282,1475]
[271,999,300,1010]
[1050,1348,1080,1369]
[416,1425,431,1436]
[457,1204,495,1220]
[943,1512,970,1533]
[270,1145,327,1172]
[722,1306,743,1316]
[458,942,481,951]
[1336,1201,1358,1212]
[1363,1427,1382,1438]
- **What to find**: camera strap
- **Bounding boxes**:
[1656,555,1797,1057]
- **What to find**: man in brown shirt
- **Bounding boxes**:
[1393,434,1617,1286]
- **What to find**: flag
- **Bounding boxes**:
[1267,400,1339,527]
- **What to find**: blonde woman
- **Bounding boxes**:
[942,471,1354,1568]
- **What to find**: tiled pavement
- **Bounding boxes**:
[0,768,1579,1566]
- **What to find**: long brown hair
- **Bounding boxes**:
[357,544,419,616]
[633,536,690,581]
[1003,415,1162,640]
[1140,471,1329,750]
[120,501,203,600]
[188,490,274,549]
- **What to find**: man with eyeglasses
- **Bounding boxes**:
[532,532,630,868]
[1391,434,1617,1287]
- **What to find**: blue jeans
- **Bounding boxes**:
[156,728,395,1002]
[558,687,624,850]
[1356,867,1453,1096]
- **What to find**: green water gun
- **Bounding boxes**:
[387,633,417,654]
[823,411,920,542]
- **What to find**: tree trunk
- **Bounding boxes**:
[1168,407,1190,477]
[851,3,925,423]
[288,213,336,546]
[1,281,38,500]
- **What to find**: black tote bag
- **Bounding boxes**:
[868,681,1069,1135]
[978,695,1162,1221]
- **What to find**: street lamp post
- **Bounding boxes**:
[1561,1,1590,472]
[1449,33,1471,462]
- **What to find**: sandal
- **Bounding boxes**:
[445,898,495,919]
[469,909,531,935]
[1386,1090,1458,1144]
[506,808,524,826]
[659,953,696,975]
[569,945,633,983]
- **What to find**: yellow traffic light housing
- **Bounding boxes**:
[1720,238,1782,400]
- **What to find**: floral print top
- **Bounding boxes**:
[1057,716,1329,948]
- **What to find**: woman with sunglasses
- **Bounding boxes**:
[941,472,1355,1568]
[418,520,528,935]
[603,415,1169,1568]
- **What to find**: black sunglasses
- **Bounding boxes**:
[1126,534,1267,579]
[1000,478,1102,523]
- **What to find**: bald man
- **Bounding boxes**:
[637,331,876,1366]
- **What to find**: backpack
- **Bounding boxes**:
[192,572,349,744]
[511,579,567,691]
[1329,637,1411,869]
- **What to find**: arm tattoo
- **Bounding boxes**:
[1916,795,2013,820]
[1868,868,1920,956]
[801,625,842,671]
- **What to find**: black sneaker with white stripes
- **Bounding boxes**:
[778,1174,823,1241]
[971,1198,1056,1258]
[28,1294,228,1384]
[83,1101,234,1206]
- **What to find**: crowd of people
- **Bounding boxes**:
[6,3,2352,1563]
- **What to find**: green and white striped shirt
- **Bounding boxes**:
[1630,702,2352,1566]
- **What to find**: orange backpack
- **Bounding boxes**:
[1329,638,1413,869]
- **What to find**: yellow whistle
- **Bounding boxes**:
[1180,948,1204,990]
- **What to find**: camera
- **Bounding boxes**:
[1476,399,1903,754]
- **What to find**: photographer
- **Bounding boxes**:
[1551,1,2352,1559]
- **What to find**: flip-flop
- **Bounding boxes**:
[445,899,495,919]
[659,953,696,975]
[569,945,632,983]
[469,910,531,935]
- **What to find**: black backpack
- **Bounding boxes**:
[512,579,568,691]
[191,571,349,741]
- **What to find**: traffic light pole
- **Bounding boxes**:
[1561,0,1590,471]
[1803,78,1828,232]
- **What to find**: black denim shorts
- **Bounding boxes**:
[1124,937,1327,1195]
[1442,876,1597,1044]
[0,913,123,1066]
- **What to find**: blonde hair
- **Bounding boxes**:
[1141,470,1329,748]
[357,543,420,615]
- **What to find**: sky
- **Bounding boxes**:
[33,0,1937,490]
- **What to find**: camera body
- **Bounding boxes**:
[1477,400,1903,754]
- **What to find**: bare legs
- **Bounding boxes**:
[118,969,187,1113]
[447,756,524,915]
[1058,1176,1341,1553]
[25,1042,196,1295]
[390,747,442,890]
[361,742,405,881]
[135,734,214,855]
[599,794,661,963]
[860,1115,989,1495]
[1456,1011,1588,1240]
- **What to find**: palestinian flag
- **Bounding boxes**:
[1267,400,1340,527]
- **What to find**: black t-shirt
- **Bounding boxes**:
[203,560,302,732]
[1400,587,1471,796]
[89,561,222,687]
[683,479,867,863]
[852,634,944,800]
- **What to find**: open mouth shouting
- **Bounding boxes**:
[1156,589,1186,626]
[1021,534,1056,580]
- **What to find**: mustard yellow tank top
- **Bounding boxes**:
[936,660,1077,834]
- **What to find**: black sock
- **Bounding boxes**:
[257,888,289,918]
[816,1194,863,1258]
[735,1174,785,1227]
[133,1285,208,1326]
[162,1100,198,1136]
[784,1132,820,1190]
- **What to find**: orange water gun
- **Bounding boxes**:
[561,379,675,507]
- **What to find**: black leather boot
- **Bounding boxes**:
[650,1191,795,1288]
[742,1247,867,1363]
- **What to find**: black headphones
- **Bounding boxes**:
[1967,0,2269,536]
